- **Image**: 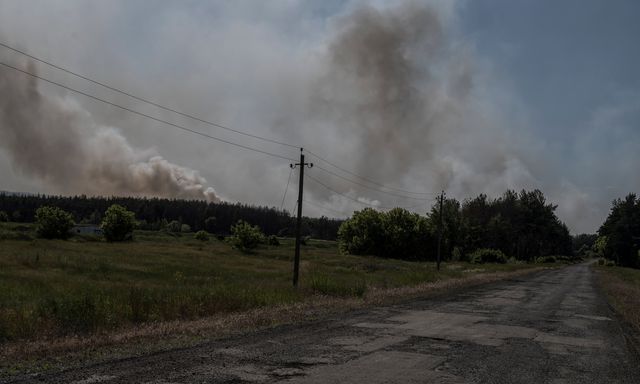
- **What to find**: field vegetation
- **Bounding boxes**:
[596,265,640,333]
[0,222,538,343]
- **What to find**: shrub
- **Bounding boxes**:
[194,230,209,241]
[338,208,431,260]
[229,220,264,251]
[267,235,280,246]
[598,258,605,266]
[35,206,75,239]
[536,255,557,264]
[0,211,8,222]
[101,204,136,242]
[469,248,507,264]
[605,260,616,267]
[181,224,191,233]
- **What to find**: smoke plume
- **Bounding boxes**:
[0,60,219,201]
[300,2,537,205]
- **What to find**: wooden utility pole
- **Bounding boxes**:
[437,190,445,271]
[291,148,312,287]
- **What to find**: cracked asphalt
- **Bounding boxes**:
[7,263,639,383]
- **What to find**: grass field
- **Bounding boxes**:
[0,222,537,343]
[595,265,640,332]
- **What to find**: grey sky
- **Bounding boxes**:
[0,0,638,234]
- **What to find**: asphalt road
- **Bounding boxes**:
[10,263,640,383]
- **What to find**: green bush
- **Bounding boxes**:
[469,248,507,264]
[338,208,431,260]
[598,258,605,266]
[101,204,136,242]
[268,235,280,246]
[229,220,265,251]
[0,211,8,222]
[35,206,75,239]
[181,224,191,233]
[194,230,209,241]
[536,255,557,263]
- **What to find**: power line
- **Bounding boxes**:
[0,41,442,197]
[0,60,297,162]
[303,199,350,217]
[305,149,434,196]
[0,41,299,149]
[314,165,435,200]
[306,173,424,210]
[280,167,294,210]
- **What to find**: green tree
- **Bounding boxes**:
[230,220,265,251]
[194,230,209,241]
[35,206,75,239]
[338,208,432,261]
[101,204,136,242]
[598,194,640,267]
[204,216,217,233]
[338,208,384,256]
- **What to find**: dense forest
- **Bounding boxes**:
[598,194,640,267]
[0,193,342,240]
[339,189,574,262]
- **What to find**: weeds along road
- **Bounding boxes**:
[11,263,640,383]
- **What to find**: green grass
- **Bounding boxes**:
[595,265,640,332]
[0,222,535,342]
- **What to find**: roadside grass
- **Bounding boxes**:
[0,222,541,345]
[595,265,640,332]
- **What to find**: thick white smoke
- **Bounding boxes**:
[0,60,219,202]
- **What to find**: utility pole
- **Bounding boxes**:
[437,190,445,271]
[291,148,313,288]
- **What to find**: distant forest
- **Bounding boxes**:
[0,193,342,240]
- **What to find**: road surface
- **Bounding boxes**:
[9,263,640,383]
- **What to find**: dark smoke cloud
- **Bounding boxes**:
[302,2,530,199]
[0,60,219,201]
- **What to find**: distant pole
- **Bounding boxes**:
[437,190,445,271]
[291,148,313,288]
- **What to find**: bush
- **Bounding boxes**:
[229,220,265,251]
[338,208,431,260]
[181,224,191,233]
[101,204,136,242]
[35,206,75,239]
[469,248,507,264]
[267,235,280,246]
[605,260,616,267]
[0,211,8,222]
[536,255,557,264]
[194,230,209,241]
[598,258,606,266]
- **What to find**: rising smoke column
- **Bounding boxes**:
[0,60,219,201]
[303,2,537,204]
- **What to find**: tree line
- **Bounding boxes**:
[339,189,574,262]
[0,193,342,240]
[598,194,640,267]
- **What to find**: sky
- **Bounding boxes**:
[0,0,638,234]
